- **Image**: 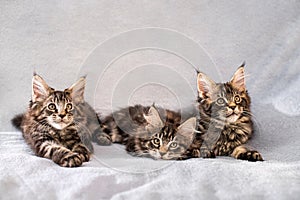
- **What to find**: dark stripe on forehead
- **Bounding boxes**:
[168,127,174,138]
[52,91,71,103]
[161,125,176,139]
[215,84,226,98]
[224,83,232,94]
[163,126,169,137]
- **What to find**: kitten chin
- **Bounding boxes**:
[49,121,70,130]
[226,114,240,123]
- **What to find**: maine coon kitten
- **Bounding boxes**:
[12,74,110,167]
[196,64,263,161]
[94,105,197,160]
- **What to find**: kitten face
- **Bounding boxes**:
[197,65,250,124]
[140,107,196,160]
[208,84,250,123]
[143,126,181,159]
[147,128,195,160]
[43,92,74,130]
[31,74,85,130]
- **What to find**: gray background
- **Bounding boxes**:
[2,0,300,132]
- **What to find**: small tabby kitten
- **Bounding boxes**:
[12,74,110,167]
[95,105,197,160]
[196,64,263,161]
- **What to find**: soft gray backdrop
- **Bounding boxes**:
[2,0,300,131]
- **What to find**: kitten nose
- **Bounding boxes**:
[228,102,236,110]
[59,114,66,118]
[229,106,236,110]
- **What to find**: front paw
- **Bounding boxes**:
[73,145,90,162]
[58,152,83,167]
[237,150,264,162]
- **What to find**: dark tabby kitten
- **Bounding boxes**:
[196,64,263,161]
[12,74,110,167]
[94,105,197,160]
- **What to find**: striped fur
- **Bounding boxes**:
[196,65,263,161]
[95,105,197,160]
[12,75,110,167]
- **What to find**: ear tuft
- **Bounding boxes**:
[230,65,246,92]
[177,117,196,141]
[32,74,51,102]
[197,72,216,99]
[144,106,164,130]
[66,77,86,103]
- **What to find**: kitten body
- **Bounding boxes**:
[95,105,197,160]
[196,64,263,161]
[12,75,110,167]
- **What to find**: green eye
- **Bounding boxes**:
[48,103,56,110]
[170,142,178,148]
[234,95,241,103]
[66,103,73,110]
[152,138,160,145]
[216,98,225,105]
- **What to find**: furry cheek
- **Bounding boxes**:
[149,149,161,159]
[63,114,73,123]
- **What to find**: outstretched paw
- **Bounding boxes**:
[237,150,263,162]
[73,144,90,162]
[58,152,83,167]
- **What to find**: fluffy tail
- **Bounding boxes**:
[11,114,24,130]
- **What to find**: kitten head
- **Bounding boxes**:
[31,74,85,130]
[142,106,196,160]
[197,64,251,124]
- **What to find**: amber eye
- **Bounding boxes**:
[170,142,178,149]
[152,138,160,145]
[66,103,73,110]
[48,103,56,110]
[216,98,225,105]
[234,95,241,103]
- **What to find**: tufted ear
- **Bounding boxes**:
[32,74,52,102]
[144,106,164,131]
[177,117,196,142]
[65,77,85,104]
[230,64,246,92]
[197,72,216,99]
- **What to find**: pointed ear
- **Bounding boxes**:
[178,117,197,136]
[32,74,52,102]
[197,72,216,99]
[65,77,85,103]
[144,106,164,130]
[230,64,246,92]
[177,117,196,141]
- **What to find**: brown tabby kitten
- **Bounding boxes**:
[196,64,263,161]
[95,105,197,160]
[12,74,110,167]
